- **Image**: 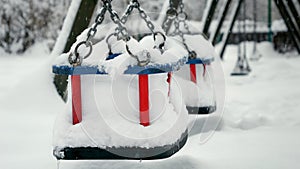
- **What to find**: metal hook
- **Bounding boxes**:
[126,44,151,67]
[106,33,117,55]
[153,31,167,53]
[69,41,93,66]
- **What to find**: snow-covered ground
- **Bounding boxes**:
[0,42,299,169]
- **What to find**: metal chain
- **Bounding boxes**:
[169,0,196,59]
[69,3,107,66]
[121,0,138,24]
[121,0,156,34]
[103,0,130,41]
[163,0,178,33]
[69,0,131,66]
[86,7,107,42]
[120,0,166,59]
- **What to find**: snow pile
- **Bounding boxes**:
[220,42,300,129]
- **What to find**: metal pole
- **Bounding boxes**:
[202,0,220,37]
[268,0,272,42]
[286,0,300,29]
[274,0,300,53]
[220,0,244,59]
[243,0,246,61]
[211,0,232,45]
[253,0,257,54]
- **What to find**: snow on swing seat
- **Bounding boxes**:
[172,34,218,115]
[52,57,187,75]
[52,28,190,160]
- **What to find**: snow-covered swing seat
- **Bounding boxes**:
[52,0,189,160]
[164,1,218,115]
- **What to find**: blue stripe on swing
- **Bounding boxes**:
[52,55,188,75]
[52,64,177,75]
[186,58,214,65]
[124,64,177,74]
[52,65,106,75]
[106,53,122,60]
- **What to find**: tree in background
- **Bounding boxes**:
[0,0,283,54]
[0,0,71,54]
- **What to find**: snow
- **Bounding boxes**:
[171,34,218,107]
[174,65,215,107]
[0,42,65,169]
[53,72,188,149]
[1,41,300,169]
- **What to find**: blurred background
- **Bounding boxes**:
[0,0,290,54]
[0,0,299,169]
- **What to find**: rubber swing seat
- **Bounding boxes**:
[186,105,216,115]
[53,130,188,160]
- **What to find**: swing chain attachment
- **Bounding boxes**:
[69,3,108,66]
[126,44,151,67]
[153,31,166,54]
[69,41,93,66]
[106,33,118,55]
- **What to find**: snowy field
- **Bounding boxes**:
[0,42,300,169]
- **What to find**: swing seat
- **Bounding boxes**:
[185,58,216,114]
[231,67,251,76]
[169,33,218,115]
[173,56,217,115]
[52,55,189,160]
[186,105,216,115]
[54,130,188,160]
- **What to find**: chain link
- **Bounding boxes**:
[103,0,131,41]
[70,0,130,65]
[163,0,178,32]
[120,0,156,34]
[86,7,107,42]
[168,0,196,59]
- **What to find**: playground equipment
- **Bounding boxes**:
[249,0,262,61]
[231,0,251,76]
[164,0,217,114]
[52,0,189,160]
[209,0,300,59]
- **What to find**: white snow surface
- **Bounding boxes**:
[53,72,189,148]
[0,41,300,169]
